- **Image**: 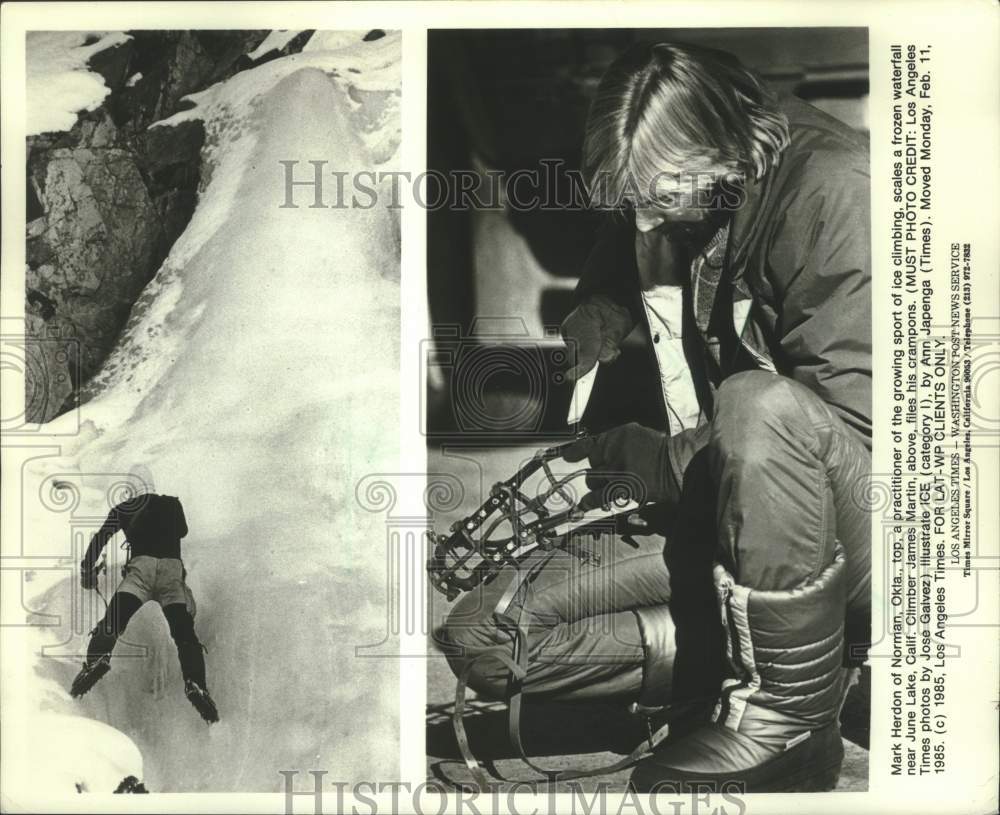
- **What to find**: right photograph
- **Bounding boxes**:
[424,28,871,794]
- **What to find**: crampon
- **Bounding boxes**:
[427,436,647,601]
[184,679,219,724]
[70,654,111,698]
[427,437,668,787]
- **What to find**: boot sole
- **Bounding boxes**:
[186,691,219,723]
[631,722,844,794]
[70,661,111,698]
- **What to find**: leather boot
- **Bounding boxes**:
[630,545,848,794]
[70,653,112,698]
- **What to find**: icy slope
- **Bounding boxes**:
[4,32,401,797]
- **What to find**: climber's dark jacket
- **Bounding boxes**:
[575,94,871,500]
[82,494,188,571]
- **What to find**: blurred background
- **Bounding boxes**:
[425,27,869,441]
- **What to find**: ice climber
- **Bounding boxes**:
[71,480,219,724]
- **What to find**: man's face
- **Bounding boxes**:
[631,169,724,232]
[634,201,709,231]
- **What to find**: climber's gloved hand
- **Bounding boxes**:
[561,422,674,507]
[560,296,636,382]
[80,561,98,591]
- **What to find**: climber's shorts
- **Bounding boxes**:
[117,556,196,617]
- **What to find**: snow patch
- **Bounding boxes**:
[26,31,131,136]
[8,714,143,795]
[301,31,372,53]
[246,30,305,60]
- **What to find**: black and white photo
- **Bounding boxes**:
[4,26,401,795]
[426,27,873,793]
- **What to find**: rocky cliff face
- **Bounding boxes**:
[25,30,321,422]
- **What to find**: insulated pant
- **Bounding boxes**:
[710,371,872,660]
[88,591,208,688]
[439,370,872,699]
[440,527,672,702]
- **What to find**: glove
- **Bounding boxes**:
[562,422,674,507]
[560,296,636,381]
[80,562,98,591]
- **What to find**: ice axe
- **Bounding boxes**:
[85,554,111,633]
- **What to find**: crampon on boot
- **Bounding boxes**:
[70,654,112,698]
[630,545,848,794]
[184,679,219,723]
[114,775,149,793]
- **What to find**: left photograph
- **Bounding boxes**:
[4,29,401,795]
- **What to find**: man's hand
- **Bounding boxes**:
[560,296,635,382]
[80,562,98,591]
[561,422,674,506]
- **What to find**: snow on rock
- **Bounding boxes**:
[155,28,400,165]
[1,561,144,804]
[8,713,143,795]
[5,32,401,799]
[246,30,305,60]
[247,30,383,63]
[302,31,377,53]
[25,31,131,136]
